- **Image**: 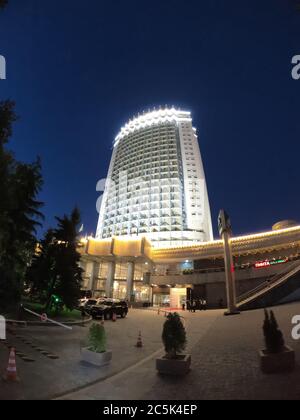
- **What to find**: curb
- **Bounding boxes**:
[6,317,93,328]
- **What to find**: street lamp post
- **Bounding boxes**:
[218,210,240,316]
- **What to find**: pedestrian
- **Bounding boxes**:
[202,299,207,311]
[192,300,197,313]
[182,302,186,311]
[199,299,203,311]
[187,300,191,312]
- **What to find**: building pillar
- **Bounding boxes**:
[80,261,89,290]
[126,262,135,302]
[223,231,239,314]
[106,261,116,298]
[149,286,153,306]
[218,210,240,316]
[87,263,94,291]
[90,261,100,294]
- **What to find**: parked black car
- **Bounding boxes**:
[79,299,99,314]
[90,299,129,320]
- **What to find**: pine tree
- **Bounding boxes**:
[162,313,187,359]
[26,230,57,303]
[263,309,285,354]
[88,324,107,354]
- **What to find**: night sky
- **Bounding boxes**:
[0,0,299,239]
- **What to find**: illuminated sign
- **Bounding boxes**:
[255,258,288,269]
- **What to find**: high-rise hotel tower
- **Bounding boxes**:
[96,107,213,248]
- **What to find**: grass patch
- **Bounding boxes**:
[21,300,82,322]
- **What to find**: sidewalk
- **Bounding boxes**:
[57,310,222,400]
[0,309,167,400]
[58,303,300,400]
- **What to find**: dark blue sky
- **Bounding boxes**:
[0,0,299,238]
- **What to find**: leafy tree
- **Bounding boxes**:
[0,101,43,311]
[162,313,187,359]
[26,208,83,311]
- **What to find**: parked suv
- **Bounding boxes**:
[90,299,129,320]
[79,298,105,314]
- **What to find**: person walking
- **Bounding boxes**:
[187,300,191,312]
[192,300,197,313]
[199,299,203,311]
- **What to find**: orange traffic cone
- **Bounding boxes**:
[136,331,143,348]
[3,348,19,382]
[112,312,117,322]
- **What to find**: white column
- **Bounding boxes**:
[87,263,94,290]
[90,261,100,293]
[81,261,91,290]
[126,262,135,302]
[106,261,116,298]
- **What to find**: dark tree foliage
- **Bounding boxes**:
[0,0,8,10]
[162,313,187,359]
[26,230,57,303]
[263,309,285,354]
[0,101,44,311]
[26,208,83,311]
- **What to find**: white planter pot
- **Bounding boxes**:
[81,348,112,367]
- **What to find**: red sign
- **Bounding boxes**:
[255,261,270,269]
[255,258,288,269]
[41,313,48,323]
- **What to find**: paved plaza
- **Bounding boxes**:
[1,303,300,400]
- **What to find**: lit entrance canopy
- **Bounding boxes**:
[80,236,152,263]
[79,225,300,264]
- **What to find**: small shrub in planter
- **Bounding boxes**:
[81,323,112,367]
[260,309,295,374]
[156,313,191,375]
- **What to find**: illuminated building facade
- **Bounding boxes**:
[96,107,213,248]
[80,223,300,308]
[81,226,300,308]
